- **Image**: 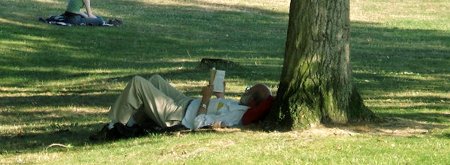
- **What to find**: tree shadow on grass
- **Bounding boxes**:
[0,121,103,154]
[436,133,450,139]
[377,112,450,124]
[0,93,118,110]
[0,0,288,88]
[354,72,450,94]
[350,22,449,101]
[1,0,447,91]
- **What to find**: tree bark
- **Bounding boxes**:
[265,0,376,130]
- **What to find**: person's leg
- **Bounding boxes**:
[147,75,193,126]
[132,110,161,131]
[109,76,157,125]
[63,13,103,26]
[148,74,191,104]
[64,15,82,24]
[108,76,190,128]
[81,16,105,26]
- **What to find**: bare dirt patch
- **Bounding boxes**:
[306,117,449,137]
[195,116,449,138]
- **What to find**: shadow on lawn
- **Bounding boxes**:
[0,123,105,154]
[0,93,117,111]
[377,112,450,124]
[0,0,288,86]
[1,0,447,88]
[0,0,449,154]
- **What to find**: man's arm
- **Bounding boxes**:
[196,85,212,116]
[197,81,226,115]
[79,12,89,18]
[83,0,97,18]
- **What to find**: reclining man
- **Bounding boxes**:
[89,75,274,141]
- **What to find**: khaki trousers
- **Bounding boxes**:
[108,75,192,128]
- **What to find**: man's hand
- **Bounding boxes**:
[201,85,213,101]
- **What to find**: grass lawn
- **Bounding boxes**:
[0,0,449,164]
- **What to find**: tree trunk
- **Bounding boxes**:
[266,0,376,130]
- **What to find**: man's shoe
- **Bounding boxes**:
[114,123,145,138]
[107,19,122,26]
[89,124,120,141]
[164,124,189,132]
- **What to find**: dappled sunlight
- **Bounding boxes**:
[0,105,108,135]
[382,91,449,99]
[165,58,198,63]
[15,34,76,49]
[0,0,448,163]
[366,100,448,109]
[32,0,63,5]
[5,152,62,164]
[363,89,448,110]
[353,36,450,52]
[138,0,289,13]
[367,91,448,104]
[13,34,53,42]
[0,34,75,58]
[164,36,202,45]
[337,118,446,137]
[0,18,46,29]
[0,86,50,97]
[1,40,39,53]
[202,49,259,55]
[2,0,289,94]
[351,0,450,29]
[257,119,446,138]
[354,70,446,80]
[169,80,208,89]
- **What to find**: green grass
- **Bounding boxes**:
[1,0,449,164]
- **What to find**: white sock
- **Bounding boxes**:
[126,116,136,127]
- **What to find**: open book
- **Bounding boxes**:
[210,68,225,93]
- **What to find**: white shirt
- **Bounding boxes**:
[182,98,249,130]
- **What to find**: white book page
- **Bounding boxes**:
[212,70,225,92]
